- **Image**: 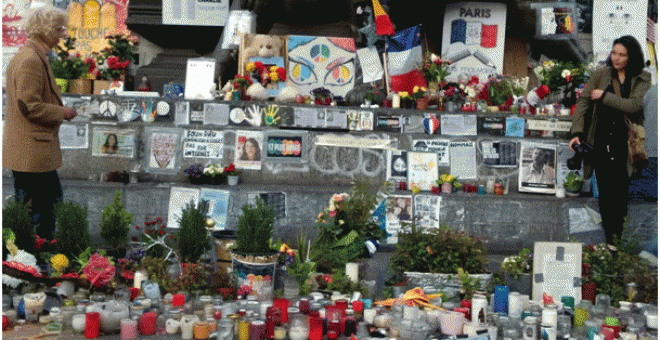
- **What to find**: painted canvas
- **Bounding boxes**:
[240,34,288,97]
[287,35,356,98]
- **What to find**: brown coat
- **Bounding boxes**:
[3,39,69,172]
[570,66,652,178]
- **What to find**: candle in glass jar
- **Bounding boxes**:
[345,263,359,283]
[85,312,100,339]
[298,298,311,315]
[72,313,86,333]
[194,322,210,339]
[309,314,323,340]
[120,318,138,340]
[273,298,290,324]
[172,293,186,307]
[238,319,250,340]
[250,320,267,340]
[363,308,377,324]
[180,314,200,340]
[274,325,287,340]
[133,270,147,290]
[139,311,157,335]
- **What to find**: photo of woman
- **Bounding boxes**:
[102,133,119,154]
[239,137,261,161]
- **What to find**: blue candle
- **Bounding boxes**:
[493,285,509,314]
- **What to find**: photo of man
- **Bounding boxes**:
[519,143,557,194]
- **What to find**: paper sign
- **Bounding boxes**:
[182,129,224,159]
[407,152,439,191]
[315,135,393,149]
[162,0,229,26]
[357,46,384,82]
[167,187,201,229]
[527,119,572,132]
[184,58,216,100]
[200,188,230,230]
[412,139,450,166]
[60,123,89,149]
[450,141,477,179]
[440,114,477,135]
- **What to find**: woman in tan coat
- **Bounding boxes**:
[569,35,651,245]
[3,6,78,239]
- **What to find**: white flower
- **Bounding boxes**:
[3,250,38,288]
[338,220,345,225]
[430,53,440,63]
[561,69,571,79]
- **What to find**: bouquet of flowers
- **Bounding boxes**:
[437,173,462,189]
[90,33,139,80]
[232,74,253,91]
[482,76,513,107]
[310,182,386,273]
[534,60,586,107]
[223,163,241,176]
[50,37,91,79]
[501,248,532,279]
[421,53,452,88]
[411,85,427,100]
[245,62,286,89]
[184,164,204,179]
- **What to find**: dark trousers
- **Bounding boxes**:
[12,170,63,239]
[594,151,630,245]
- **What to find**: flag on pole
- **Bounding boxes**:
[386,25,427,94]
[372,0,395,36]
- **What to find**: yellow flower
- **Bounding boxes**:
[50,254,69,273]
[270,72,279,82]
[413,85,420,93]
[245,62,255,72]
[270,66,279,72]
[411,184,422,195]
[398,91,410,98]
[421,87,427,92]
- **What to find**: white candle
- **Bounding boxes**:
[392,94,401,108]
[619,332,638,340]
[72,313,86,333]
[133,270,147,290]
[541,304,558,328]
[363,308,377,324]
[487,325,498,340]
[555,187,566,198]
[508,292,522,319]
[345,262,359,283]
[23,292,46,322]
[260,302,273,318]
[471,295,488,325]
[180,314,199,340]
[97,301,130,333]
[166,319,181,334]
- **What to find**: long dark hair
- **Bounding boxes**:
[606,35,646,77]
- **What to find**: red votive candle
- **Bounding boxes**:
[335,299,349,317]
[351,300,363,313]
[172,293,185,307]
[309,313,323,340]
[250,320,267,340]
[85,312,100,339]
[128,288,140,301]
[454,307,471,321]
[266,306,281,339]
[298,298,311,315]
[461,300,472,309]
[273,298,290,324]
[139,311,157,335]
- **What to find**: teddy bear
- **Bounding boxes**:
[243,34,285,59]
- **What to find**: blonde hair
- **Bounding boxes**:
[23,5,68,40]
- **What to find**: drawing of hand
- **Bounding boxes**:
[263,105,280,126]
[245,105,262,126]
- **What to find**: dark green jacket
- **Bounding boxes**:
[570,66,652,178]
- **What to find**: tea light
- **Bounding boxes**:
[120,318,138,340]
[646,314,658,329]
[619,332,638,340]
[363,308,377,324]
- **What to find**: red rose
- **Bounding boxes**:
[159,230,164,235]
[50,239,57,245]
[277,68,286,82]
[121,270,135,280]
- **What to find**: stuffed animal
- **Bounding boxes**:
[243,34,285,59]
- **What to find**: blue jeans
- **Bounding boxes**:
[12,170,63,239]
[629,157,658,202]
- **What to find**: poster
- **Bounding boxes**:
[162,0,229,26]
[203,103,230,126]
[592,0,649,63]
[412,139,450,166]
[147,129,181,172]
[184,58,216,100]
[407,152,439,191]
[449,141,477,180]
[91,127,135,157]
[235,130,263,170]
[265,135,304,160]
[200,188,230,230]
[532,242,582,303]
[414,195,441,231]
[182,129,224,159]
[386,150,408,182]
[59,122,89,149]
[441,2,507,82]
[167,187,200,229]
[65,0,131,58]
[385,195,413,244]
[287,35,357,98]
[440,114,477,136]
[175,101,190,125]
[480,141,517,167]
[518,141,557,194]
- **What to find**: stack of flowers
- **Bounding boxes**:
[90,33,139,81]
[501,248,533,279]
[245,62,286,89]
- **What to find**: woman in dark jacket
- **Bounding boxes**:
[569,35,651,245]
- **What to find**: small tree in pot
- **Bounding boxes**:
[177,200,212,263]
[100,190,133,258]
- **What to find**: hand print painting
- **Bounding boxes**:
[287,36,356,98]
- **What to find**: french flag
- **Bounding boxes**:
[387,25,427,94]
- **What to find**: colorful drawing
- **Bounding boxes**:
[150,131,178,169]
[287,35,356,97]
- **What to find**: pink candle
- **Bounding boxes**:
[85,312,100,339]
[273,298,290,324]
[120,318,138,340]
[139,311,157,335]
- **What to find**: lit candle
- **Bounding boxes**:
[392,94,401,109]
[139,311,157,335]
[541,303,558,328]
[120,318,138,340]
[23,293,46,322]
[85,311,100,339]
[345,263,359,283]
[363,309,377,324]
[165,318,180,334]
[133,270,147,290]
[72,313,87,333]
[239,319,251,340]
[471,295,488,324]
[274,325,287,340]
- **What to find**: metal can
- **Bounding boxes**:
[540,325,557,340]
[523,316,538,340]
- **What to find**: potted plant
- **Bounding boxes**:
[231,199,278,294]
[441,84,466,112]
[397,91,414,109]
[390,224,491,300]
[3,198,36,254]
[500,248,533,296]
[437,173,461,194]
[421,53,451,93]
[203,164,227,185]
[224,163,241,186]
[184,164,207,185]
[412,86,429,110]
[484,77,513,111]
[563,171,584,197]
[90,33,139,93]
[176,200,212,263]
[99,190,133,259]
[50,37,92,94]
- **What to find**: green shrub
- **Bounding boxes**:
[54,201,91,259]
[235,199,275,256]
[100,190,133,249]
[3,198,35,253]
[177,200,212,263]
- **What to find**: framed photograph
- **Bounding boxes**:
[167,187,201,229]
[91,126,136,158]
[145,127,183,174]
[235,130,264,170]
[263,130,309,163]
[518,142,557,194]
[386,150,408,183]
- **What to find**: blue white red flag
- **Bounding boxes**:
[387,25,427,94]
